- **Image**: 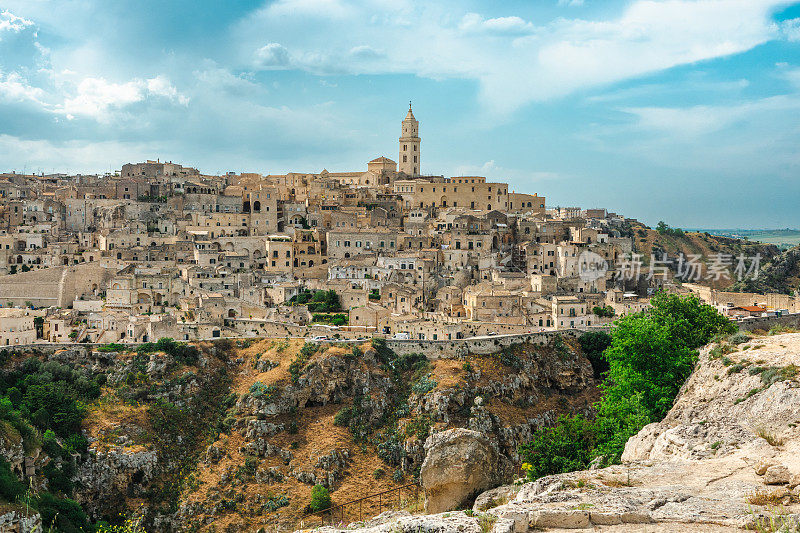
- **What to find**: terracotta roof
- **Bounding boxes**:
[738,306,766,312]
[369,156,396,164]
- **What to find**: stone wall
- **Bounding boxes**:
[684,283,800,313]
[386,330,583,358]
[0,263,114,307]
[2,329,586,359]
[733,312,800,332]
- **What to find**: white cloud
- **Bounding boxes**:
[779,17,800,41]
[349,45,384,60]
[263,0,354,19]
[193,64,259,94]
[240,0,789,114]
[558,0,585,6]
[458,13,536,35]
[56,76,188,121]
[60,77,143,120]
[780,65,800,88]
[255,42,290,69]
[575,93,800,183]
[146,76,190,105]
[0,9,33,36]
[623,95,800,137]
[0,71,47,104]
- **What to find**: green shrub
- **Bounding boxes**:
[249,382,278,401]
[727,363,747,375]
[137,337,200,366]
[519,292,734,478]
[264,494,289,513]
[288,342,320,384]
[519,414,596,480]
[592,306,615,318]
[578,331,612,378]
[294,290,342,313]
[0,457,25,501]
[311,313,348,326]
[308,484,332,512]
[655,221,685,237]
[36,492,91,532]
[760,365,799,387]
[97,343,125,353]
[728,332,751,345]
[497,345,523,369]
[411,374,437,395]
[42,429,62,458]
[405,415,432,441]
[333,406,353,427]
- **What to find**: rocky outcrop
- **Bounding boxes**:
[75,447,158,516]
[0,425,28,478]
[0,508,42,533]
[623,335,800,463]
[309,332,800,532]
[420,428,512,513]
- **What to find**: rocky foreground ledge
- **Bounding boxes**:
[300,332,800,532]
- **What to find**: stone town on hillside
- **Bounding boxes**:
[0,104,695,346]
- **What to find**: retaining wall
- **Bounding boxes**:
[734,312,800,332]
[0,329,588,360]
[384,330,583,358]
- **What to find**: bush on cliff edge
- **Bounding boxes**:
[520,292,735,479]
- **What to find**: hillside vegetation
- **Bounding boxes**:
[0,334,600,531]
[630,223,779,289]
[519,292,734,479]
[728,244,800,295]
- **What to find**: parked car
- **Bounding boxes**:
[392,332,410,340]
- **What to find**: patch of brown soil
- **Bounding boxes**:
[430,359,467,389]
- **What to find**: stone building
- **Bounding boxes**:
[0,308,36,345]
[399,104,421,176]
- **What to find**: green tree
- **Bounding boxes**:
[520,292,734,478]
[519,415,596,480]
[578,331,612,378]
[308,484,332,512]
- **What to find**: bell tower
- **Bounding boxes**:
[399,102,420,176]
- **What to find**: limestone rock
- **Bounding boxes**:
[764,465,791,485]
[473,485,520,511]
[0,508,42,533]
[420,428,512,513]
[755,459,775,476]
[532,509,590,529]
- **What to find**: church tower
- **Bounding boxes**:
[399,102,420,176]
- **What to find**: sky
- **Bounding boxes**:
[1,0,800,229]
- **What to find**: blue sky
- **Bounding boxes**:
[2,0,800,228]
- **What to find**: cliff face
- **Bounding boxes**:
[0,336,598,532]
[320,332,800,533]
[176,338,596,531]
[631,226,779,290]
